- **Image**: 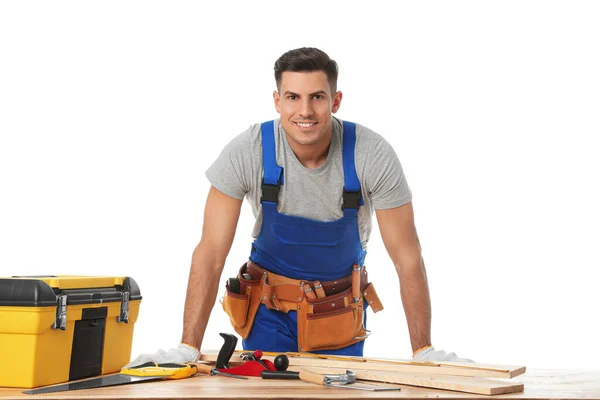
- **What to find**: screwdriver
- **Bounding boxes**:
[194,363,248,379]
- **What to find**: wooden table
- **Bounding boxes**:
[1,369,599,399]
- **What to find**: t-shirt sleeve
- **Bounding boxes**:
[364,136,412,209]
[205,130,253,200]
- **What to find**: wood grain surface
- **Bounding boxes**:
[200,353,526,378]
[0,369,599,399]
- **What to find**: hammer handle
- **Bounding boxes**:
[299,369,326,386]
[352,265,361,301]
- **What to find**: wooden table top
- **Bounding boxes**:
[1,369,599,399]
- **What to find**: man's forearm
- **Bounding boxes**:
[397,257,432,353]
[181,243,225,350]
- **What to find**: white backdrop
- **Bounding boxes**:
[1,1,598,371]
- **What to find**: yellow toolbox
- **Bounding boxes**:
[0,276,142,388]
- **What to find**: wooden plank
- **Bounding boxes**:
[289,366,524,396]
[265,351,527,377]
[199,352,526,378]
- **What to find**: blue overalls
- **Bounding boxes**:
[243,120,367,356]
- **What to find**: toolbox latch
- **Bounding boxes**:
[117,291,130,323]
[52,294,68,330]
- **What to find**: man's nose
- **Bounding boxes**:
[299,99,314,117]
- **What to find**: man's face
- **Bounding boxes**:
[273,71,342,146]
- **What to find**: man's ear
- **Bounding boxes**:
[332,91,343,113]
[273,90,281,113]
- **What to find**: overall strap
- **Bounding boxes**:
[260,121,283,210]
[341,121,364,217]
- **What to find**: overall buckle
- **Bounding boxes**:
[342,188,362,210]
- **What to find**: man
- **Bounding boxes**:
[125,47,471,367]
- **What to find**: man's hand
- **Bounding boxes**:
[413,346,474,363]
[123,344,199,369]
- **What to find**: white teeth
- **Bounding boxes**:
[296,122,315,127]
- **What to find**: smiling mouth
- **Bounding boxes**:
[294,121,317,128]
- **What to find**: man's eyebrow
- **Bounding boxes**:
[283,90,328,97]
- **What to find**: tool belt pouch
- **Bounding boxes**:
[297,278,384,353]
[221,263,262,339]
[297,296,364,352]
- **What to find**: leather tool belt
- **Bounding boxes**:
[222,260,384,352]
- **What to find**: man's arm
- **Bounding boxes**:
[375,201,431,353]
[181,186,243,350]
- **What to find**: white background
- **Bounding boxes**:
[1,1,598,371]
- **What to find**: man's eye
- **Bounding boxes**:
[287,95,297,100]
[313,95,323,100]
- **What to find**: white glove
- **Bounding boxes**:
[413,346,474,363]
[123,344,199,369]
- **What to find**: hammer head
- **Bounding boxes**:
[324,370,356,385]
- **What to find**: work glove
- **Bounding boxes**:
[123,343,199,369]
[413,346,474,363]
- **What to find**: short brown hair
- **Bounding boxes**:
[274,47,339,94]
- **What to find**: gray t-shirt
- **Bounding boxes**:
[205,117,412,249]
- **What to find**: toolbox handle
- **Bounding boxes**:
[117,291,130,323]
[51,295,68,331]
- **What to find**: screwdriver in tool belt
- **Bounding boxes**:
[303,284,317,300]
[194,363,248,379]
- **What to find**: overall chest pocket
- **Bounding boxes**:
[272,222,346,247]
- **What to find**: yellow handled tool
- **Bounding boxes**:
[121,362,198,379]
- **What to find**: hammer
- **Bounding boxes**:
[264,368,401,392]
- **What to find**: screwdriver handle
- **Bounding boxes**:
[194,363,215,375]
